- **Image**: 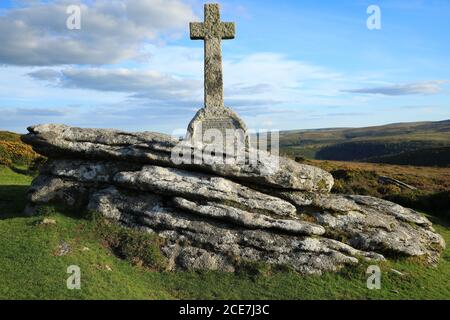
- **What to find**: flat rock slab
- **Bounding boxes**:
[22,124,334,192]
[172,197,325,236]
[114,165,297,217]
[41,159,297,218]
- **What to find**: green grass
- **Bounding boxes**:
[0,166,33,218]
[0,166,449,300]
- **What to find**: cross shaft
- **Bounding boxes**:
[190,4,235,110]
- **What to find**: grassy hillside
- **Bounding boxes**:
[301,159,450,220]
[368,146,450,167]
[0,164,449,300]
[280,120,450,167]
[315,141,447,161]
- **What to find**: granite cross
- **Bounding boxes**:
[190,3,235,110]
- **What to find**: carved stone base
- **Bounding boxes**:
[186,106,248,151]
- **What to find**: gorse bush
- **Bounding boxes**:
[0,140,40,167]
[0,131,42,168]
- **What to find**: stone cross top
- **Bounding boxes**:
[190,3,235,110]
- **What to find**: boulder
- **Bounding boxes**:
[21,124,445,273]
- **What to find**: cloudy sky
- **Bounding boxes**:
[0,0,449,133]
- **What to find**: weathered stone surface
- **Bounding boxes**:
[55,240,71,257]
[114,165,296,217]
[25,167,444,270]
[22,124,334,192]
[39,218,57,226]
[22,124,445,273]
[349,195,432,227]
[189,3,234,110]
[42,159,142,183]
[86,186,383,274]
[172,197,325,236]
[186,106,248,147]
[281,192,445,264]
[26,175,88,207]
[41,159,296,218]
[188,4,246,147]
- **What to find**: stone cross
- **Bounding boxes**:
[187,3,247,150]
[190,4,235,110]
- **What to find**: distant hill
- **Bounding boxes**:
[279,120,450,167]
[368,146,450,167]
[0,131,22,142]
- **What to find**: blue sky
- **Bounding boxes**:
[0,0,449,133]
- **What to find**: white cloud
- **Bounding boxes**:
[26,48,350,109]
[342,81,447,96]
[28,68,202,100]
[5,107,70,117]
[0,0,196,66]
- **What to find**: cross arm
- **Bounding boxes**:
[190,22,205,40]
[220,22,235,39]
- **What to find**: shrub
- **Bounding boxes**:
[386,191,450,221]
[0,140,40,167]
[330,169,380,197]
[235,260,272,279]
[92,214,168,270]
[34,205,60,217]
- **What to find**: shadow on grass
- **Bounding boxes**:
[0,184,88,222]
[0,185,30,219]
[385,191,450,221]
[428,215,450,229]
[10,166,36,176]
